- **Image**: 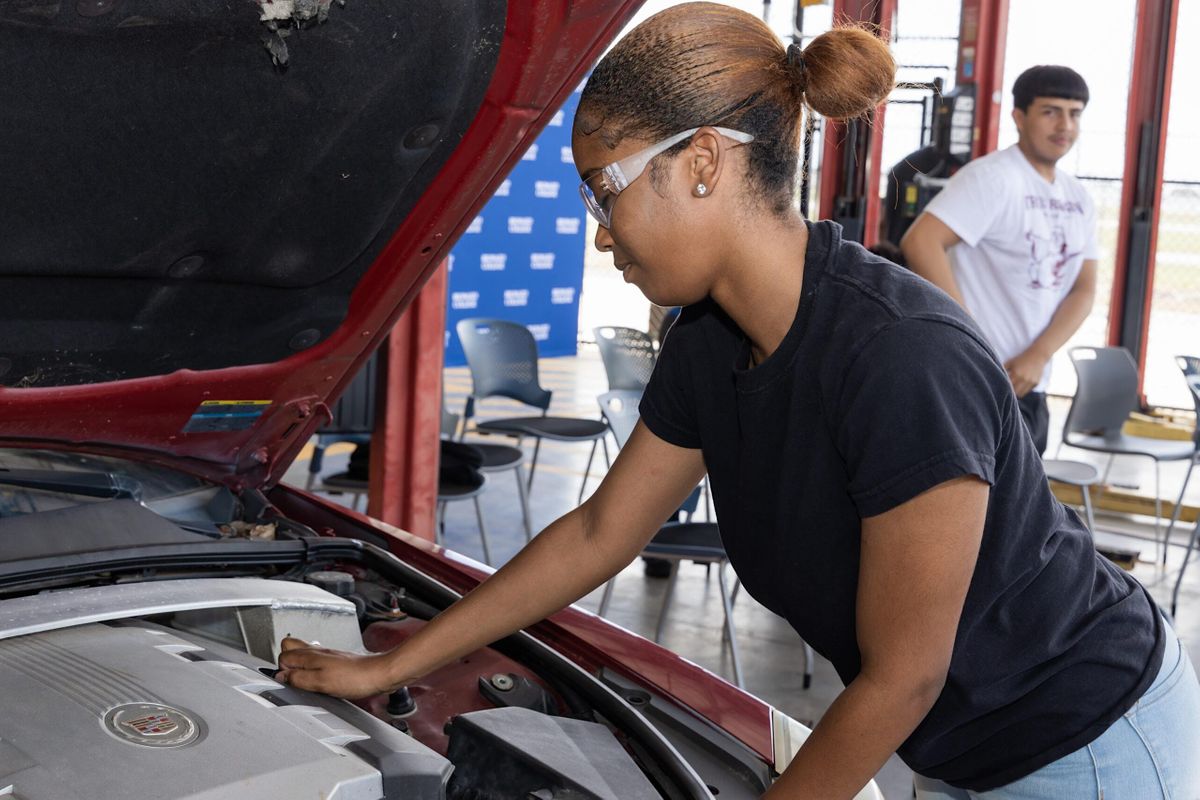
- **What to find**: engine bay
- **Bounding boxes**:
[0,573,683,800]
[0,471,770,800]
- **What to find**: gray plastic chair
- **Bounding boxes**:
[1168,356,1200,615]
[1063,347,1197,565]
[597,389,643,447]
[1042,459,1099,532]
[595,390,814,690]
[456,319,609,504]
[593,326,657,391]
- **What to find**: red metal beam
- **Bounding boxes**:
[367,261,448,541]
[1107,0,1179,394]
[956,0,1009,158]
[863,92,889,245]
[816,0,896,246]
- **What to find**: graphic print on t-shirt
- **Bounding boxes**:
[1023,195,1085,291]
[1025,226,1082,290]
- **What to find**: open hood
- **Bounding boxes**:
[0,0,639,488]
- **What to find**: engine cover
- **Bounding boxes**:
[0,622,451,799]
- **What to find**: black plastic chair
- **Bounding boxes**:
[1168,356,1200,615]
[456,319,609,504]
[434,440,492,566]
[442,406,532,545]
[306,435,372,510]
[593,326,657,391]
[307,418,495,565]
[1063,347,1197,564]
[595,390,814,690]
[304,353,378,502]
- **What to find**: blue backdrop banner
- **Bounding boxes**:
[444,84,587,367]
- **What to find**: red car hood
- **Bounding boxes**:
[0,0,638,489]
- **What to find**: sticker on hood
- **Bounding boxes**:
[183,400,272,433]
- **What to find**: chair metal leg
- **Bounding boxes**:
[305,443,327,491]
[598,577,617,617]
[472,497,491,566]
[1101,454,1116,487]
[514,463,533,542]
[801,642,814,689]
[717,563,744,689]
[601,436,611,469]
[1081,484,1096,533]
[1163,458,1196,561]
[702,477,713,522]
[1154,460,1165,565]
[1171,517,1200,617]
[721,573,742,644]
[577,439,599,505]
[654,562,681,643]
[527,438,543,491]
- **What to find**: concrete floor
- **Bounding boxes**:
[284,347,1200,800]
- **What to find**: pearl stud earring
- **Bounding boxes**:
[696,184,707,195]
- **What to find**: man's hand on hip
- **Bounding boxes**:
[1004,349,1049,398]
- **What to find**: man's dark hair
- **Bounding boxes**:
[1012,65,1089,111]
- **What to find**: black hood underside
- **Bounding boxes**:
[1,0,505,388]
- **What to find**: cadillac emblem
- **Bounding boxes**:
[103,703,201,748]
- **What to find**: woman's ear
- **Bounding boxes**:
[687,127,727,198]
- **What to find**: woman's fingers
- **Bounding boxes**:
[274,642,393,699]
[278,642,324,669]
[280,635,310,652]
[277,664,325,692]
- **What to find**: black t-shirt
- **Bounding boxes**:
[639,220,1163,791]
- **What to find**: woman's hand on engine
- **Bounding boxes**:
[275,636,402,699]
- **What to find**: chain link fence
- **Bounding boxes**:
[1145,180,1200,410]
[1044,178,1200,412]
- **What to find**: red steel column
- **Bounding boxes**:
[367,261,448,542]
[956,0,1009,158]
[816,0,896,246]
[1107,0,1179,392]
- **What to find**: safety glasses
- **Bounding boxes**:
[577,126,754,228]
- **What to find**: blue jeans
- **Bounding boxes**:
[915,619,1200,799]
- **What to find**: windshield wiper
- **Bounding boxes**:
[0,469,143,502]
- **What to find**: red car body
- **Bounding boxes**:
[1,0,788,794]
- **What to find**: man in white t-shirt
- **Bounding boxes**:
[901,66,1098,453]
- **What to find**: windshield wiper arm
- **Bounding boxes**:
[0,469,143,501]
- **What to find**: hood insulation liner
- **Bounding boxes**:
[0,0,505,387]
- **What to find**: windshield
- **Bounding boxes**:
[0,448,233,531]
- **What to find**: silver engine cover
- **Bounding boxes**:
[0,580,451,800]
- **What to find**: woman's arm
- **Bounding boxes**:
[764,476,988,799]
[276,421,707,698]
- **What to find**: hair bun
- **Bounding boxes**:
[799,26,895,120]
